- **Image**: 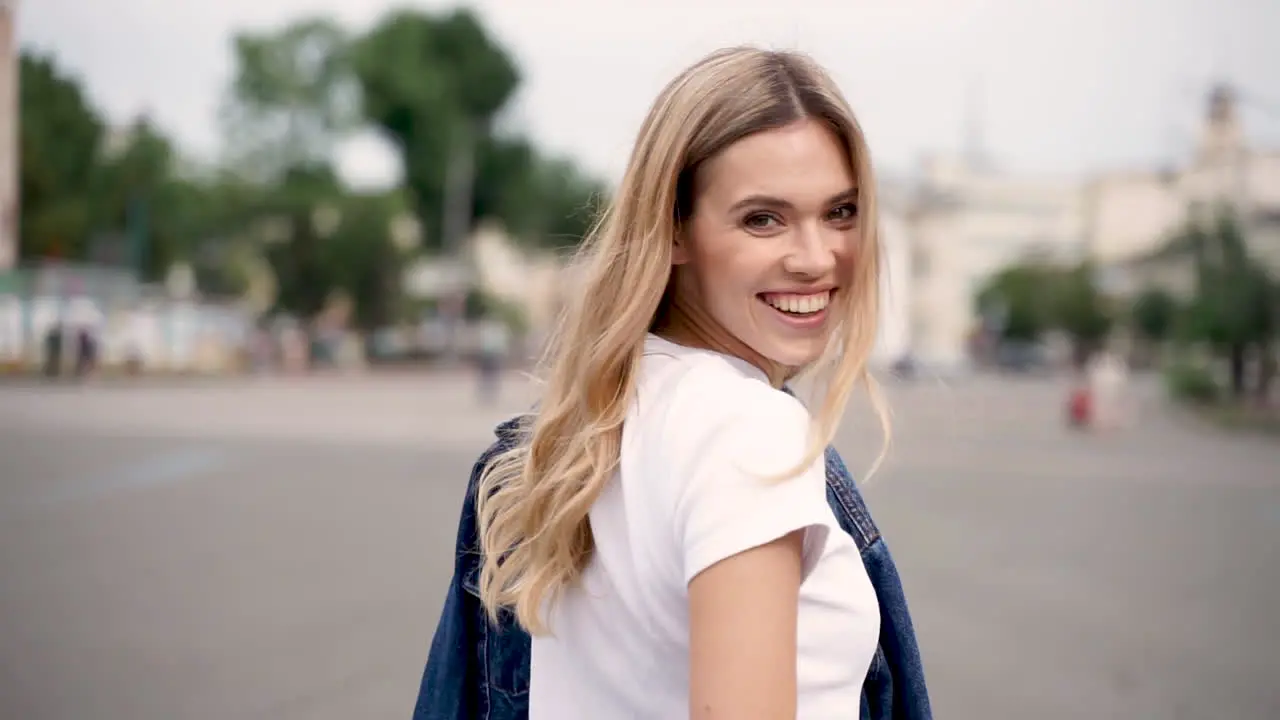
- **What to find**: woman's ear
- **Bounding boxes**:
[672,226,691,266]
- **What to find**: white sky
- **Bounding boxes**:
[18,0,1280,188]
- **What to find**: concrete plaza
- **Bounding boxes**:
[0,371,1276,719]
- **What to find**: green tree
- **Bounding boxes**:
[1054,261,1114,362]
[1131,288,1178,343]
[235,162,412,327]
[20,51,261,284]
[322,190,414,329]
[352,7,519,253]
[18,51,104,260]
[1179,209,1276,398]
[471,135,537,232]
[255,163,345,319]
[974,263,1056,342]
[88,116,188,279]
[75,116,251,284]
[529,156,609,249]
[179,177,265,297]
[221,18,358,183]
[473,138,608,249]
[976,259,1116,366]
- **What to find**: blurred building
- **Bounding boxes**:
[469,222,565,333]
[906,155,1087,370]
[1087,85,1280,298]
[895,84,1280,371]
[0,0,17,271]
[871,181,914,366]
[401,222,563,328]
[0,263,253,374]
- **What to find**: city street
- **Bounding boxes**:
[1,371,1277,719]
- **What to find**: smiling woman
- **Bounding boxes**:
[660,117,862,371]
[419,45,930,720]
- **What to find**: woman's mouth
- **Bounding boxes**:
[758,290,834,328]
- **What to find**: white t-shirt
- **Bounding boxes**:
[530,334,880,719]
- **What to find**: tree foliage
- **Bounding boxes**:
[1055,262,1114,353]
[1131,287,1178,343]
[18,52,104,260]
[19,56,205,280]
[1172,209,1277,398]
[974,262,1055,342]
[975,259,1113,354]
[352,7,521,252]
[17,8,608,328]
[221,18,358,183]
[474,138,608,250]
[1183,211,1276,349]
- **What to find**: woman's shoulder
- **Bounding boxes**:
[634,348,810,457]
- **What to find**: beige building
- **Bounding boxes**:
[1087,86,1280,297]
[899,85,1280,369]
[469,221,565,333]
[907,155,1087,369]
[0,0,17,271]
[871,182,914,366]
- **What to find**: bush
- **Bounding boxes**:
[1164,362,1220,405]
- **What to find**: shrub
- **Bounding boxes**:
[1164,361,1220,405]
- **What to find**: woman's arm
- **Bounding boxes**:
[670,378,831,719]
[688,529,805,720]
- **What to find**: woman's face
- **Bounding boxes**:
[672,118,860,371]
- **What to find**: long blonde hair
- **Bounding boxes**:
[476,46,888,632]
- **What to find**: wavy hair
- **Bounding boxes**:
[475,46,889,633]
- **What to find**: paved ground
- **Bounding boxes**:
[0,371,1276,719]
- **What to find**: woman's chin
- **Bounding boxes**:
[758,339,827,372]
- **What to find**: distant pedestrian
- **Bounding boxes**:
[66,298,105,381]
[1067,380,1091,430]
[475,316,510,404]
[43,323,64,379]
[74,326,99,379]
[1088,350,1131,430]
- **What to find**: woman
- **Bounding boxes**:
[415,47,930,720]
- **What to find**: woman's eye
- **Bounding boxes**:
[828,203,858,223]
[743,213,780,230]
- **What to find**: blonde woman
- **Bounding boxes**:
[415,47,931,720]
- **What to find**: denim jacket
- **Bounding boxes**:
[413,416,932,720]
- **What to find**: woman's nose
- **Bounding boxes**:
[781,225,838,277]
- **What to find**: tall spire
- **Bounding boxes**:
[963,76,989,171]
[1198,81,1243,162]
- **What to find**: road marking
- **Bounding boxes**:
[23,446,230,511]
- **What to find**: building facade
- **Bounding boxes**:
[906,155,1087,370]
[871,184,913,367]
[1088,85,1280,297]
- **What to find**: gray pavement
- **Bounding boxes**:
[1,372,1277,719]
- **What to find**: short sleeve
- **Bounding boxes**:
[672,385,832,585]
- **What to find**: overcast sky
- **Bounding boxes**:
[18,0,1280,188]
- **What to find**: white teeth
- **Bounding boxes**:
[764,292,830,315]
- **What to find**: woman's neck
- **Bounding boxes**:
[653,293,792,388]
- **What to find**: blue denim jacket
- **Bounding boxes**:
[414,416,932,720]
